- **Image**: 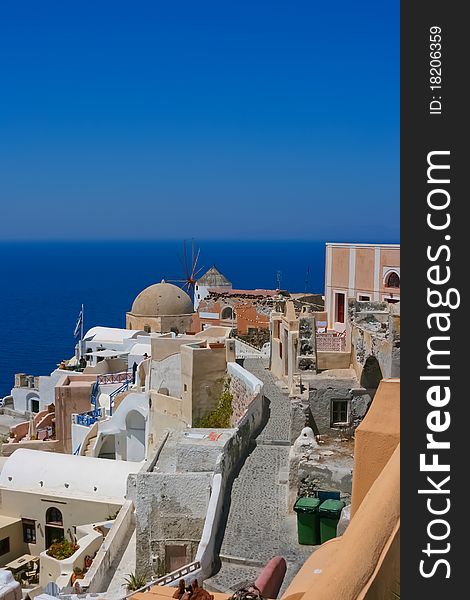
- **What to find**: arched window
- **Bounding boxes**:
[385,271,400,289]
[221,306,234,320]
[46,507,63,526]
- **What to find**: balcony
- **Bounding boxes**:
[316,331,347,352]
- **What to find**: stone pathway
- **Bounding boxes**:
[206,358,314,596]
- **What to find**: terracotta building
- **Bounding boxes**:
[325,242,400,329]
[191,288,279,335]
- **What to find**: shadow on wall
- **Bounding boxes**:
[360,356,383,395]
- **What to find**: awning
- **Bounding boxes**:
[85,349,129,358]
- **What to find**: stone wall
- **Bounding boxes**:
[227,362,263,426]
[349,300,400,384]
[308,378,372,438]
[296,446,353,504]
[297,315,316,372]
[132,471,213,579]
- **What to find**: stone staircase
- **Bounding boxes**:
[83,435,97,457]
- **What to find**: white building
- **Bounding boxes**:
[194,266,232,310]
[81,326,151,369]
[0,449,139,567]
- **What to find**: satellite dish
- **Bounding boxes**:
[98,393,111,410]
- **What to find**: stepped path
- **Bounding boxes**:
[206,359,314,596]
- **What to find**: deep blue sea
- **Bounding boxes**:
[0,240,326,397]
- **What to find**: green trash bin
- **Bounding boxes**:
[319,499,345,543]
[293,497,321,545]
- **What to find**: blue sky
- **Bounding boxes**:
[0,1,399,241]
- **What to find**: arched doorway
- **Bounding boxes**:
[45,507,64,548]
[125,410,146,462]
[360,356,383,394]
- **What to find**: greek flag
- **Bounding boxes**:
[73,306,83,338]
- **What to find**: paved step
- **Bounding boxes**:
[84,435,97,456]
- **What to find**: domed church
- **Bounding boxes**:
[126,280,194,334]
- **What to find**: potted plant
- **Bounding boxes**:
[124,571,147,592]
[71,567,84,584]
[46,539,79,560]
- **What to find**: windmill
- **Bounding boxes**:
[169,239,204,300]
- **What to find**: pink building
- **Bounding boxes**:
[325,243,400,329]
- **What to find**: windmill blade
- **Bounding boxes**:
[191,247,201,280]
[191,238,195,274]
[193,265,204,278]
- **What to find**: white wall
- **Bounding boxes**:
[0,488,121,556]
[11,369,85,414]
[150,354,182,397]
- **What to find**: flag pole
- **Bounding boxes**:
[80,303,84,359]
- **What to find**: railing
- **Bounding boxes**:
[316,331,347,352]
[125,561,201,598]
[97,371,132,385]
[91,371,132,414]
[73,407,104,427]
[109,381,129,416]
[234,336,262,352]
[91,379,100,409]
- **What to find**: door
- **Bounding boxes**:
[125,411,146,461]
[335,292,345,324]
[45,525,64,548]
[165,545,187,573]
[45,507,65,548]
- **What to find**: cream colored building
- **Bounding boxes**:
[147,328,233,455]
[126,281,194,334]
[325,242,400,329]
[0,449,139,567]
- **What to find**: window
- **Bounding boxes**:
[385,271,400,288]
[331,400,349,427]
[144,325,151,333]
[46,507,63,526]
[221,306,234,320]
[358,295,371,301]
[30,398,40,413]
[184,384,188,392]
[23,519,37,544]
[0,537,10,556]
